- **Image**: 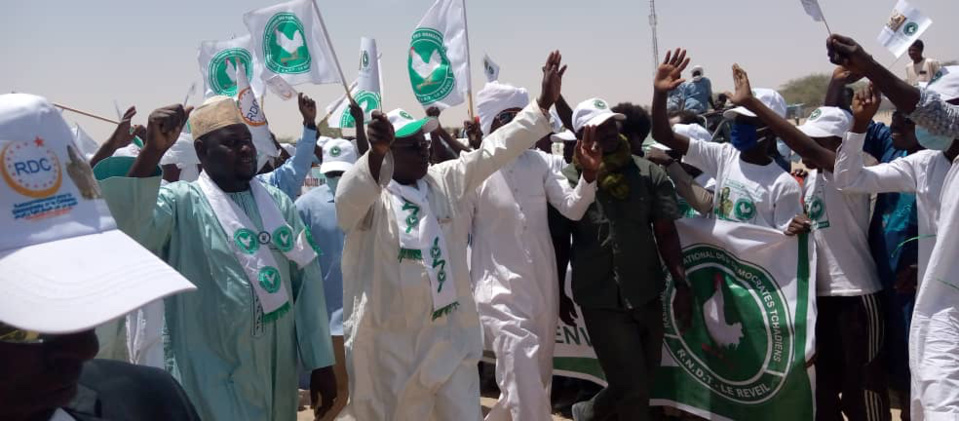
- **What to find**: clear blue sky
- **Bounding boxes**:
[2,0,956,141]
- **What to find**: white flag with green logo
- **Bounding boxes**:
[482,53,499,83]
[328,37,382,129]
[651,218,817,420]
[409,0,470,110]
[877,0,932,58]
[243,0,342,86]
[234,62,279,167]
[198,35,265,98]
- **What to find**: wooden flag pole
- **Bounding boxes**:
[53,103,120,125]
[312,0,355,106]
[461,0,475,121]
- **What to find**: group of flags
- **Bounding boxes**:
[800,0,932,58]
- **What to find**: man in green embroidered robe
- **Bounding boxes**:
[93,97,336,421]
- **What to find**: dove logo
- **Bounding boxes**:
[338,91,381,128]
[662,245,792,404]
[361,51,370,70]
[234,228,259,254]
[593,100,607,110]
[806,195,829,228]
[2,138,63,199]
[210,48,254,97]
[272,226,294,253]
[257,266,283,294]
[808,109,822,120]
[409,28,454,105]
[903,21,919,36]
[733,199,756,221]
[264,13,311,74]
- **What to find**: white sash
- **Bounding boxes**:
[198,173,316,319]
[386,180,459,319]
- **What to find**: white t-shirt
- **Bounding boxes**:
[804,170,882,296]
[833,131,951,282]
[683,140,802,231]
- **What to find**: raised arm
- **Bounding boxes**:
[727,64,836,171]
[824,66,863,109]
[335,111,394,231]
[542,131,600,221]
[349,103,369,156]
[90,106,140,168]
[827,34,920,114]
[554,95,575,132]
[651,48,691,154]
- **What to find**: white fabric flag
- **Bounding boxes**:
[72,124,100,160]
[877,0,932,58]
[235,62,279,168]
[244,0,342,86]
[198,35,265,98]
[483,53,500,83]
[799,0,824,22]
[328,38,382,129]
[408,0,470,109]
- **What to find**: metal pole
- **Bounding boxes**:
[461,0,475,120]
[649,0,660,74]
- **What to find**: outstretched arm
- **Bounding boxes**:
[827,34,919,113]
[726,64,836,171]
[651,48,691,154]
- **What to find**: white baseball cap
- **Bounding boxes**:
[572,98,625,133]
[550,130,577,143]
[928,66,959,102]
[797,107,853,139]
[0,93,195,334]
[723,88,788,120]
[320,138,357,175]
[673,123,712,143]
[316,135,333,148]
[387,109,439,138]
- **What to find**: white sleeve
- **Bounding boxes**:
[335,151,393,231]
[773,175,804,232]
[429,103,552,202]
[682,138,728,179]
[834,131,919,194]
[542,157,596,221]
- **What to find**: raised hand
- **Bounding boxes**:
[827,35,872,76]
[425,106,441,119]
[654,48,690,93]
[107,106,138,148]
[851,83,881,131]
[464,118,483,149]
[144,104,191,152]
[366,110,394,155]
[575,126,602,183]
[537,50,567,110]
[299,93,317,128]
[724,64,754,106]
[832,65,864,85]
[349,103,365,127]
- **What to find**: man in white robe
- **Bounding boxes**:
[468,81,600,421]
[336,52,567,420]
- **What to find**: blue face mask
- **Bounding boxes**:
[326,176,340,194]
[916,126,955,151]
[729,122,759,152]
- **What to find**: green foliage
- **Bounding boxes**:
[943,59,958,67]
[779,73,832,115]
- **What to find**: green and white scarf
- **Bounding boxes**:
[386,180,459,320]
[198,172,317,321]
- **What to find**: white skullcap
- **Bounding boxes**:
[476,81,529,136]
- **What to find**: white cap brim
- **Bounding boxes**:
[797,124,835,139]
[550,131,577,143]
[723,107,756,119]
[582,113,626,131]
[0,230,196,334]
[320,161,354,175]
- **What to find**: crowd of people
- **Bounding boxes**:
[2,32,958,421]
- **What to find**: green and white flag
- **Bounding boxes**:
[651,218,816,420]
[482,53,499,83]
[198,35,264,98]
[244,0,342,86]
[234,61,279,168]
[877,0,932,58]
[328,37,382,129]
[408,0,471,110]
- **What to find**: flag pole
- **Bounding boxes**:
[377,53,385,111]
[820,14,833,35]
[461,0,475,121]
[53,103,120,125]
[312,0,355,105]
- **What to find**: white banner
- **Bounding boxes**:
[877,0,932,58]
[482,53,500,83]
[244,0,342,86]
[408,0,470,109]
[198,35,265,98]
[72,124,100,160]
[235,62,278,166]
[328,38,382,129]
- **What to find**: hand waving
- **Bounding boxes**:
[367,110,395,155]
[654,48,690,93]
[145,104,191,153]
[537,50,567,110]
[851,83,881,129]
[299,93,317,127]
[575,126,603,183]
[724,64,754,106]
[107,106,138,148]
[827,35,872,75]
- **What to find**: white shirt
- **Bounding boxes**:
[804,170,882,296]
[906,58,941,86]
[335,103,551,420]
[683,140,803,231]
[834,131,950,281]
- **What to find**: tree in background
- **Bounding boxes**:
[779,73,831,115]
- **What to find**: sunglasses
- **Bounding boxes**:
[391,136,433,152]
[494,110,519,127]
[0,323,48,345]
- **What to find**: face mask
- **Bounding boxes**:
[692,75,703,83]
[916,126,955,151]
[729,122,759,152]
[326,176,340,194]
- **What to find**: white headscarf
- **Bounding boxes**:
[691,65,705,82]
[476,81,529,136]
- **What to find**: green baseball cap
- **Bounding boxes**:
[387,109,439,138]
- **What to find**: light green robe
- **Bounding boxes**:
[95,157,334,421]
